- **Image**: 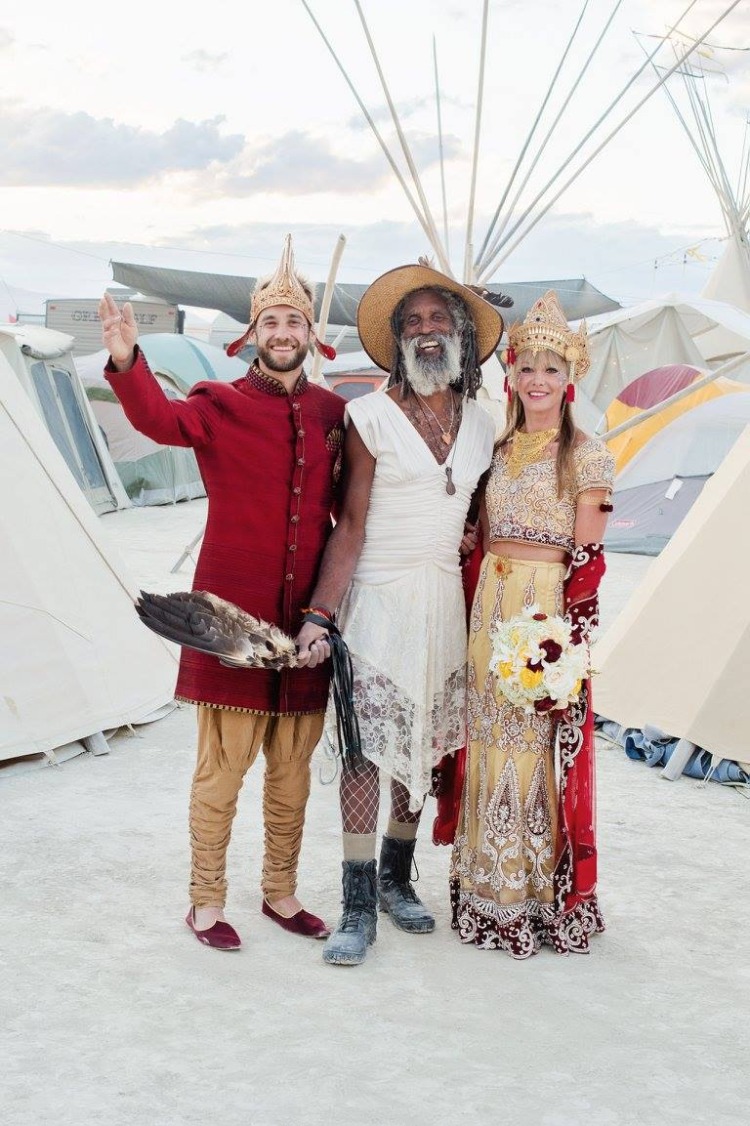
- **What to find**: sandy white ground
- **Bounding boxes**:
[2,498,748,1126]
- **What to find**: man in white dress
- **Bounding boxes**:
[296,263,505,966]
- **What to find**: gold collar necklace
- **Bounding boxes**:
[507,427,558,479]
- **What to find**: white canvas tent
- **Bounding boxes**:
[586,294,750,414]
[0,349,178,765]
[0,323,130,515]
[606,389,750,554]
[594,423,750,767]
[75,336,247,506]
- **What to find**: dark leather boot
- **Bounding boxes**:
[377,836,435,934]
[322,860,377,966]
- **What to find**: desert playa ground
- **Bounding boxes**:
[2,498,747,1126]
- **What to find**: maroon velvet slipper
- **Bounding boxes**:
[185,908,242,951]
[262,899,331,939]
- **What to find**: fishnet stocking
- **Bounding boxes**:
[389,778,423,826]
[340,760,380,835]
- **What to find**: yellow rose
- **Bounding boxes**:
[519,667,543,691]
[498,661,514,680]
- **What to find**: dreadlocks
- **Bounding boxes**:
[387,286,483,400]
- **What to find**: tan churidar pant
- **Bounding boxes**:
[189,705,324,907]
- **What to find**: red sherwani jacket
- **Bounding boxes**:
[106,348,345,715]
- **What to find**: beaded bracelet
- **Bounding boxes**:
[300,605,335,623]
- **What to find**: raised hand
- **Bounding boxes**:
[99,292,139,370]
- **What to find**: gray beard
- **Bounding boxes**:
[401,332,462,396]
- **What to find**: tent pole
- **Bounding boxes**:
[475,0,593,271]
[477,0,704,281]
[597,351,750,442]
[476,0,623,276]
[311,234,347,384]
[352,1,451,273]
[433,35,451,264]
[478,0,742,281]
[299,0,437,255]
[462,0,490,283]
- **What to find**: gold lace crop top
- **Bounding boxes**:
[485,436,615,553]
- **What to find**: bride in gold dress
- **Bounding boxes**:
[450,291,615,957]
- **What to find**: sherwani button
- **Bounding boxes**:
[290,515,300,523]
[288,544,297,552]
[285,573,294,581]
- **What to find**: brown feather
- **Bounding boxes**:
[135,591,299,669]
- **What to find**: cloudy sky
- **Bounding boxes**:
[1,0,748,320]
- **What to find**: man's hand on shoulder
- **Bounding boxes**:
[99,293,138,371]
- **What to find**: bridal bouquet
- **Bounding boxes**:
[488,605,589,714]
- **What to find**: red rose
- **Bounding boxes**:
[526,658,543,672]
[532,612,547,621]
[540,639,563,663]
[534,696,556,714]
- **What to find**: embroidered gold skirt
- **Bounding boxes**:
[450,552,588,958]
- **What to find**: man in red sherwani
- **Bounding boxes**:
[100,237,345,950]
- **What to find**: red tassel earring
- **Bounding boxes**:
[226,330,251,357]
[312,335,337,361]
[565,382,575,403]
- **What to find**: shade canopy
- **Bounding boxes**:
[110,261,619,333]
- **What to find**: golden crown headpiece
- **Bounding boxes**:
[501,290,590,384]
[227,235,334,359]
[250,234,315,327]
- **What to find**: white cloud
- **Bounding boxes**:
[0,103,244,187]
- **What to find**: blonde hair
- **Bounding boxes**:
[497,348,577,496]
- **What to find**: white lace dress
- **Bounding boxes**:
[328,391,495,810]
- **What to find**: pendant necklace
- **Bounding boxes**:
[413,389,455,446]
[444,411,461,496]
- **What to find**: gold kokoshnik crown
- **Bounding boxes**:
[502,290,590,382]
[250,234,315,326]
[226,234,322,358]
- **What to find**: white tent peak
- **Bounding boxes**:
[1,321,74,359]
[656,47,750,313]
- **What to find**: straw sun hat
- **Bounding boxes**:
[357,263,505,372]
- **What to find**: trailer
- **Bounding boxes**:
[46,296,182,356]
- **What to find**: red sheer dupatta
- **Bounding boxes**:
[555,544,605,914]
[432,543,483,846]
